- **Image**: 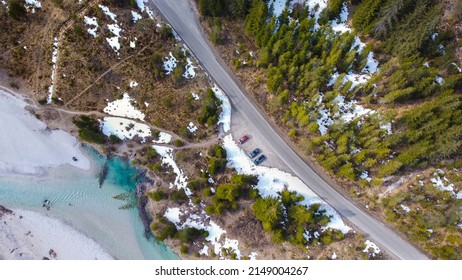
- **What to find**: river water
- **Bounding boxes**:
[0,146,178,260]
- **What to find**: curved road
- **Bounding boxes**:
[150,0,428,260]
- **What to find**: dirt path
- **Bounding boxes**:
[2,84,219,152]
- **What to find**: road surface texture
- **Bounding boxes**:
[150,0,428,260]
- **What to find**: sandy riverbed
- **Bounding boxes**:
[0,207,113,260]
[0,88,90,175]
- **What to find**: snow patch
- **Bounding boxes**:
[99,4,117,22]
[360,171,372,183]
[362,52,379,74]
[212,84,231,133]
[135,0,155,19]
[187,122,198,133]
[24,0,41,13]
[129,81,138,88]
[84,16,99,37]
[163,52,177,74]
[46,37,59,104]
[152,146,190,194]
[363,240,381,257]
[451,63,462,73]
[103,93,145,121]
[430,169,455,194]
[152,132,172,144]
[249,252,258,260]
[199,245,209,256]
[380,122,393,135]
[435,75,444,85]
[400,204,410,213]
[106,36,121,53]
[316,93,374,135]
[183,57,197,79]
[100,117,151,141]
[106,23,123,53]
[457,191,462,200]
[267,0,287,18]
[330,3,350,33]
[308,0,328,29]
[130,37,137,49]
[108,24,122,37]
[163,207,240,259]
[131,11,142,22]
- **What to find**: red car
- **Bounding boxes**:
[237,135,249,145]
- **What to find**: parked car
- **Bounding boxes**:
[237,135,249,145]
[249,148,260,158]
[253,154,266,165]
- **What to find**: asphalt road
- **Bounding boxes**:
[150,0,428,260]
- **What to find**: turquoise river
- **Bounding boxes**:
[0,145,178,260]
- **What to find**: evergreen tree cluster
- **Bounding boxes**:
[209,0,461,181]
[197,0,252,19]
[352,0,444,58]
[252,189,342,245]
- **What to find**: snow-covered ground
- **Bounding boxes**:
[24,0,41,13]
[152,146,190,195]
[153,132,172,144]
[0,89,90,175]
[183,57,197,79]
[163,52,178,74]
[130,38,137,48]
[451,62,462,73]
[131,11,142,22]
[97,4,123,53]
[99,4,117,22]
[267,0,288,18]
[164,207,245,258]
[212,84,231,133]
[84,16,99,37]
[100,117,151,141]
[103,93,145,121]
[363,240,381,257]
[430,169,456,196]
[187,122,198,133]
[106,23,122,53]
[46,37,59,104]
[315,93,388,136]
[136,0,155,19]
[0,208,113,260]
[400,204,411,213]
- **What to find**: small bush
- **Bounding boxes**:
[155,221,177,241]
[172,189,188,202]
[147,189,167,201]
[173,139,184,147]
[180,245,188,254]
